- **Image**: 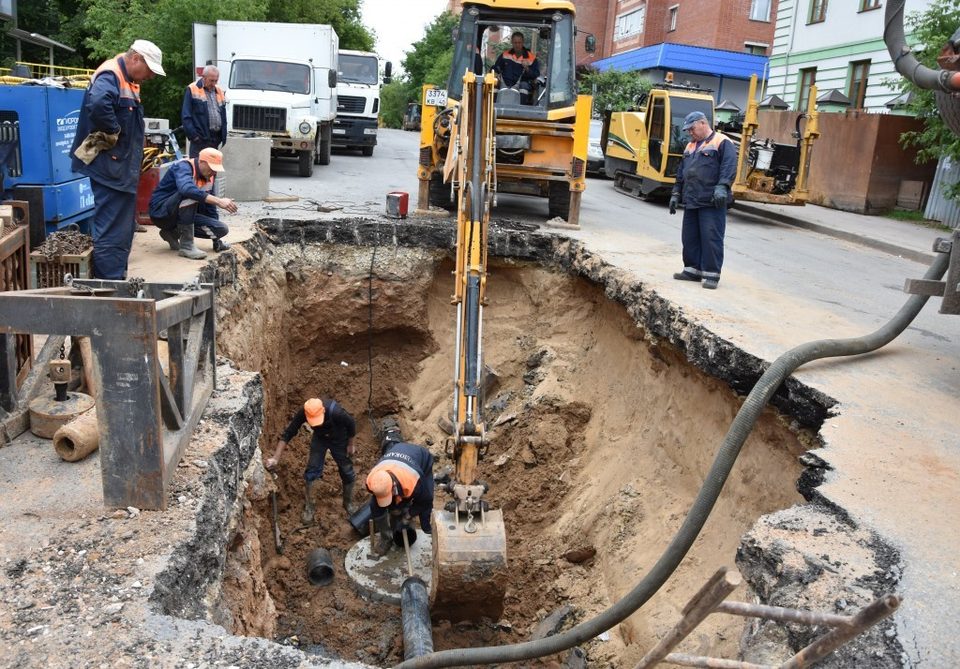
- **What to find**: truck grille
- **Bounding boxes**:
[232,105,286,132]
[337,96,366,113]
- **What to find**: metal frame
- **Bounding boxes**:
[904,230,960,315]
[0,279,216,510]
[634,567,900,669]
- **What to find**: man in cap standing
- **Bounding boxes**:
[71,40,165,279]
[669,110,737,290]
[182,65,228,158]
[148,147,237,258]
[266,398,358,524]
[365,441,435,556]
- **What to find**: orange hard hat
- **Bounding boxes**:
[304,398,325,426]
[366,469,394,507]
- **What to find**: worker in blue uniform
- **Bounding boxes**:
[181,65,228,158]
[493,32,540,96]
[365,441,435,556]
[669,111,737,290]
[70,40,165,279]
[148,148,237,259]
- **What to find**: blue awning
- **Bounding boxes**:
[592,43,767,81]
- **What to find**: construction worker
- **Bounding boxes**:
[70,40,165,279]
[182,65,227,158]
[148,148,237,259]
[266,398,358,523]
[365,441,435,556]
[493,32,540,95]
[669,110,737,290]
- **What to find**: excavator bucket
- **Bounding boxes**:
[429,509,508,622]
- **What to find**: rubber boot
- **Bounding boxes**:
[372,513,393,556]
[177,224,207,260]
[213,237,231,252]
[342,481,356,515]
[301,480,316,525]
[159,227,180,251]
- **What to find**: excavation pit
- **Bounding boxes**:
[202,219,820,667]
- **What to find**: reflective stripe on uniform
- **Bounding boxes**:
[683,266,702,276]
[177,158,213,207]
[370,459,420,502]
[684,131,730,157]
[189,81,225,105]
[93,55,140,104]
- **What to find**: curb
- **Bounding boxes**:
[733,203,936,265]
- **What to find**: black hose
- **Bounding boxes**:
[401,577,434,660]
[395,252,950,669]
[884,0,960,92]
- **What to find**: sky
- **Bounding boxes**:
[360,0,450,74]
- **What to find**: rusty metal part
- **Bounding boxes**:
[28,392,94,439]
[35,229,93,260]
[53,407,99,462]
[714,600,850,627]
[430,508,507,622]
[270,488,283,554]
[659,654,771,668]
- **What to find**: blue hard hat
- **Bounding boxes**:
[681,111,707,130]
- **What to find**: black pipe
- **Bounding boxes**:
[884,0,960,92]
[349,499,373,537]
[306,548,334,587]
[401,576,434,660]
[394,252,949,668]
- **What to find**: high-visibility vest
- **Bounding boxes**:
[684,131,731,156]
[188,80,225,106]
[501,48,536,67]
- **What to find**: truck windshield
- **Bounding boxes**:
[339,54,378,85]
[230,60,310,94]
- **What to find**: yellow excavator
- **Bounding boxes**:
[424,0,592,620]
[604,75,820,205]
[416,0,593,226]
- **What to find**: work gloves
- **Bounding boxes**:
[73,130,119,165]
[668,193,679,215]
[712,185,728,209]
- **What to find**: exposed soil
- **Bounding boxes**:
[214,240,811,667]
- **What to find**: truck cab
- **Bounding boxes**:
[333,51,390,157]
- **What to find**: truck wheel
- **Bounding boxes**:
[428,172,455,211]
[548,181,571,219]
[362,145,374,157]
[318,126,332,166]
[298,150,314,177]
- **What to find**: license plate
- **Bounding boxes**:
[363,128,377,135]
[424,88,448,107]
[332,128,346,135]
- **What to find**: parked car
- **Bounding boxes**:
[403,103,421,131]
[587,119,605,177]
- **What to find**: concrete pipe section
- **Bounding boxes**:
[344,531,433,605]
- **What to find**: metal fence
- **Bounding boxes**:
[925,156,960,228]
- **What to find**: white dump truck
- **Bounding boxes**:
[333,50,391,157]
[193,20,339,177]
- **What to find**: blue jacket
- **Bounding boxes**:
[493,48,540,87]
[148,159,218,220]
[368,441,434,531]
[181,79,227,147]
[70,55,145,193]
[673,131,737,209]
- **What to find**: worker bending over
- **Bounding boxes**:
[267,398,358,523]
[365,441,435,556]
[148,147,237,259]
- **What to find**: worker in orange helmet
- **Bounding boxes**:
[266,397,357,524]
[365,440,435,556]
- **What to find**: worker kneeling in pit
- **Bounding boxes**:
[365,440,435,557]
[148,147,237,260]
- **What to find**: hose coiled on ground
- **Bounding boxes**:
[395,251,949,668]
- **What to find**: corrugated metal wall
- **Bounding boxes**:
[924,156,960,228]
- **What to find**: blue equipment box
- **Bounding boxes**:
[0,84,86,187]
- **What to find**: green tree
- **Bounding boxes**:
[578,66,651,117]
[898,0,960,198]
[380,79,416,129]
[402,12,457,92]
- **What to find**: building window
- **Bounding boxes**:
[750,0,772,21]
[848,60,870,108]
[614,7,646,40]
[797,67,817,111]
[668,5,679,31]
[744,42,768,55]
[808,0,827,24]
[859,0,881,10]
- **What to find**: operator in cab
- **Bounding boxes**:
[493,31,540,95]
[365,439,435,556]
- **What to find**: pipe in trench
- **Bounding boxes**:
[393,252,950,668]
[401,576,434,660]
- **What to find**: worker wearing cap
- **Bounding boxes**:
[267,398,358,524]
[148,148,237,259]
[71,40,165,279]
[365,441,435,556]
[669,110,737,290]
[182,65,228,158]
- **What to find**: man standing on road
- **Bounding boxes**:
[365,441,435,556]
[148,147,237,258]
[669,111,737,290]
[71,40,165,279]
[266,398,358,524]
[182,66,227,158]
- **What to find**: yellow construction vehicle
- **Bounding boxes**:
[604,74,820,205]
[416,0,593,226]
